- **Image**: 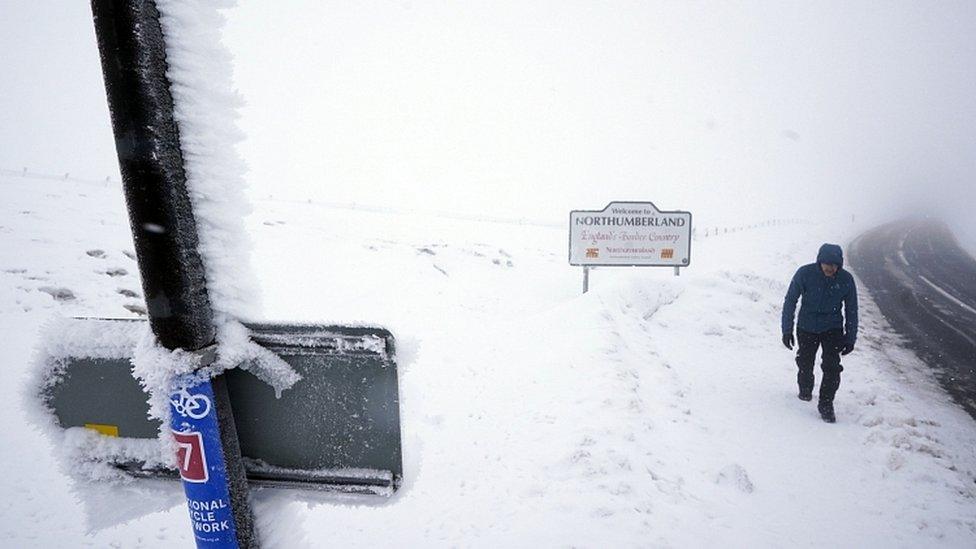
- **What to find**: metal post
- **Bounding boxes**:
[674,266,680,277]
[91,2,255,547]
[583,266,590,294]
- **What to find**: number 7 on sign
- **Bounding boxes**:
[173,430,209,483]
[178,440,194,470]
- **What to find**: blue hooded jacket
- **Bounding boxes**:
[782,243,858,343]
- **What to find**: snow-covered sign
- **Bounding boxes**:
[569,201,692,266]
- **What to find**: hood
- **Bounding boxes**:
[816,243,844,269]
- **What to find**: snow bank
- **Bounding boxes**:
[8,168,976,546]
[948,217,976,260]
[244,203,976,547]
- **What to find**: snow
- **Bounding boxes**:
[4,171,975,546]
[33,317,142,381]
[109,0,302,445]
[948,219,976,261]
[207,321,301,398]
[131,325,214,424]
[25,317,172,485]
[154,0,255,324]
[131,319,300,430]
[3,2,976,545]
[59,427,171,483]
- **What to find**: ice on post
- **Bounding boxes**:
[37,322,403,493]
[34,0,404,498]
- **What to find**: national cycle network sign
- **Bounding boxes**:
[170,377,240,547]
[569,201,692,267]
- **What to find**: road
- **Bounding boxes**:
[849,219,976,418]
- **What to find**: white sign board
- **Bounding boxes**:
[569,201,692,266]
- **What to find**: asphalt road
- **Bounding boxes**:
[849,219,976,419]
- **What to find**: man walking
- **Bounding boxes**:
[782,243,859,422]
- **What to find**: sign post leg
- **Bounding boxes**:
[91,1,255,546]
[170,376,246,546]
[674,266,680,277]
[583,266,590,294]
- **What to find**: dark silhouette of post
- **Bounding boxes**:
[90,1,256,546]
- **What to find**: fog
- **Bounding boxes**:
[0,2,117,179]
[222,1,976,231]
[2,1,975,238]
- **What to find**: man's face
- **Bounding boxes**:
[820,263,839,277]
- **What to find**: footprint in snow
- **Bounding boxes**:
[591,507,614,518]
[86,249,106,258]
[715,463,754,494]
[703,324,724,336]
[608,483,633,495]
[887,450,906,471]
[38,286,76,302]
[124,303,147,316]
[103,267,128,277]
[117,288,140,298]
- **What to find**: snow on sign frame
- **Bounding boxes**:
[569,201,693,267]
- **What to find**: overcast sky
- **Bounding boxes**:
[2,1,975,229]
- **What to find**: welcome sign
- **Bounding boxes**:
[569,202,692,267]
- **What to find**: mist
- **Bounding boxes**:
[2,1,974,241]
[223,1,976,234]
[0,2,118,180]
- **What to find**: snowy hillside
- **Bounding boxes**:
[2,172,975,547]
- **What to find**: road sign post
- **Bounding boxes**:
[569,201,692,291]
[171,377,242,544]
[91,1,255,546]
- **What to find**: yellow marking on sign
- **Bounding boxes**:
[84,423,119,437]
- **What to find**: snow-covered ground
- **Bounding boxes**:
[949,219,976,261]
[2,172,975,547]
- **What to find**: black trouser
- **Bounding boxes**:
[796,329,845,403]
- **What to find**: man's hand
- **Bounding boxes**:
[841,341,855,355]
[782,333,794,350]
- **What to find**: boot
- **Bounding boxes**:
[818,401,836,423]
[798,388,813,401]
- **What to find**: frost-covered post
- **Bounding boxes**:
[91,1,255,547]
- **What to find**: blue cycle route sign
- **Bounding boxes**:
[170,377,240,547]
